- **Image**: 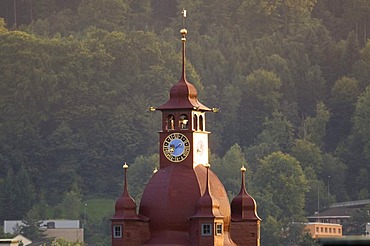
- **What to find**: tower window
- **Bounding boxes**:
[193,114,198,131]
[199,115,204,131]
[216,223,223,235]
[179,114,188,129]
[167,115,175,130]
[113,225,122,238]
[201,224,212,236]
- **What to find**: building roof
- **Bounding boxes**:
[190,165,223,219]
[4,220,80,234]
[157,29,210,112]
[112,164,149,221]
[307,207,355,220]
[231,166,261,222]
[0,235,32,246]
[139,164,231,244]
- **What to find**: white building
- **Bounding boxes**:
[3,220,83,242]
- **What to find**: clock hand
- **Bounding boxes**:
[175,143,183,149]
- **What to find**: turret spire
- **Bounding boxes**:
[112,162,149,220]
[231,164,261,221]
[240,165,247,194]
[123,162,129,195]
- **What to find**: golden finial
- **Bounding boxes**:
[241,165,246,172]
[180,9,187,42]
[123,162,128,169]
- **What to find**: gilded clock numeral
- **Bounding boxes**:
[162,133,190,162]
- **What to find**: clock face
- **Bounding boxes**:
[196,140,205,156]
[163,133,190,162]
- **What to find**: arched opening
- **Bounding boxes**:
[193,114,198,131]
[199,115,204,131]
[179,114,188,130]
[167,114,175,130]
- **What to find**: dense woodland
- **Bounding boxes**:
[1,0,370,245]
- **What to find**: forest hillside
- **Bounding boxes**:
[1,0,370,245]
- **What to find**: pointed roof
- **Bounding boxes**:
[112,163,149,221]
[191,164,223,219]
[157,28,211,111]
[231,165,261,222]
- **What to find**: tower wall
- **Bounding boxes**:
[111,220,150,246]
[230,221,260,246]
[190,219,225,246]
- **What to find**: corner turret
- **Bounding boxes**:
[230,165,261,246]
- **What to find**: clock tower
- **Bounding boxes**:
[112,10,261,246]
[157,27,211,169]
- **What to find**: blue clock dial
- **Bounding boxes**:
[163,133,190,162]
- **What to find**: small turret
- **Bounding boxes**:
[111,163,149,246]
[189,164,227,246]
[230,165,261,246]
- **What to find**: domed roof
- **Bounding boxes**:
[191,165,223,219]
[139,164,231,244]
[157,28,210,111]
[231,167,261,222]
[112,165,149,221]
[157,77,211,111]
[113,190,137,219]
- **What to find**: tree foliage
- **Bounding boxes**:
[1,1,370,244]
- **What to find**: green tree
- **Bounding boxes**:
[291,139,323,175]
[126,154,159,202]
[0,168,17,219]
[238,69,282,147]
[255,151,308,223]
[300,101,330,148]
[245,111,295,170]
[345,205,370,235]
[340,31,360,76]
[48,238,85,246]
[77,0,127,31]
[261,215,284,246]
[327,76,359,151]
[58,185,82,220]
[353,86,370,161]
[216,84,242,150]
[14,166,36,218]
[353,40,370,89]
[21,208,45,240]
[299,232,319,246]
[0,18,7,33]
[212,144,250,198]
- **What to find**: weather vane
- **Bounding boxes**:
[182,9,187,28]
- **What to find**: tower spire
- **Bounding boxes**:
[180,9,187,80]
